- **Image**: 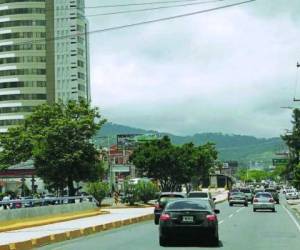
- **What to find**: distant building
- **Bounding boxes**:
[221,161,238,177]
[108,145,135,180]
[0,0,90,132]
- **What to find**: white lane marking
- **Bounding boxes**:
[218,220,224,225]
[229,214,234,218]
[236,207,244,213]
[282,205,300,232]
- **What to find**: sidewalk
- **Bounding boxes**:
[0,191,227,249]
[286,199,300,218]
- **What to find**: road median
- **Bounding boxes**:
[0,208,107,233]
[0,213,154,250]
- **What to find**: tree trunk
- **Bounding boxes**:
[68,177,75,203]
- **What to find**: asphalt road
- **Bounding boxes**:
[39,200,300,250]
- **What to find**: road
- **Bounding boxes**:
[39,200,300,250]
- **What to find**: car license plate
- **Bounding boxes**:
[182,216,194,223]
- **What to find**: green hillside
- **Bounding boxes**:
[96,123,285,166]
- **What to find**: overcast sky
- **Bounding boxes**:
[86,0,300,138]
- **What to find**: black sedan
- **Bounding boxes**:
[154,192,185,224]
[159,199,220,246]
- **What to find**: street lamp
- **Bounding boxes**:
[280,106,296,110]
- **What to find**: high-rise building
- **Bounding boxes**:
[0,0,90,132]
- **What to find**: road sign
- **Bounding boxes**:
[272,158,288,166]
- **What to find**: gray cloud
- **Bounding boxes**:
[87,0,300,138]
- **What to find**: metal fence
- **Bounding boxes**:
[0,195,98,209]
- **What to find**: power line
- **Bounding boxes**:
[85,0,224,8]
[84,0,228,17]
[0,0,255,47]
[86,0,255,34]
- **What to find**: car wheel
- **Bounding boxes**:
[159,236,168,246]
[272,208,276,212]
[154,217,159,225]
[245,203,248,207]
[210,231,219,246]
[253,208,256,212]
[229,203,233,207]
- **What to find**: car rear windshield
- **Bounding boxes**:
[166,200,210,211]
[265,189,276,192]
[188,192,208,198]
[241,189,251,193]
[160,194,184,199]
[231,192,245,196]
[159,195,184,204]
[255,193,271,198]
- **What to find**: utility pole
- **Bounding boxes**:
[294,62,300,101]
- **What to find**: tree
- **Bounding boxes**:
[86,182,109,206]
[282,108,300,188]
[136,181,159,204]
[123,181,139,205]
[130,136,218,191]
[237,169,269,182]
[0,100,106,196]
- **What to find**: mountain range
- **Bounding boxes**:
[96,122,286,167]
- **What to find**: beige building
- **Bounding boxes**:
[0,0,90,132]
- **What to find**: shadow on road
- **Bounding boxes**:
[162,240,223,248]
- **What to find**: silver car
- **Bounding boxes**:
[228,192,248,207]
[187,191,216,209]
[285,190,298,200]
[253,192,275,212]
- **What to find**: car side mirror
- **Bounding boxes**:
[214,209,220,214]
[213,197,216,201]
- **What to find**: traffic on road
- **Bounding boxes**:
[37,183,300,250]
[38,188,300,250]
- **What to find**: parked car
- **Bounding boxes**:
[159,199,220,246]
[265,188,279,204]
[253,192,275,212]
[43,194,58,205]
[21,196,34,207]
[154,192,185,225]
[228,192,248,207]
[187,191,216,209]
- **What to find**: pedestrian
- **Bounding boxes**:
[114,190,120,205]
[2,194,10,210]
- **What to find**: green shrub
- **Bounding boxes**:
[86,182,109,206]
[123,182,139,205]
[136,181,159,204]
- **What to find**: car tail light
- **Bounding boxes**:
[160,213,171,222]
[253,198,258,203]
[206,214,217,222]
[269,198,274,203]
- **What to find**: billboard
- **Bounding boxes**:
[117,134,161,149]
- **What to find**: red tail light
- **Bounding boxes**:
[206,214,217,222]
[160,213,171,222]
[269,198,274,203]
[253,198,258,203]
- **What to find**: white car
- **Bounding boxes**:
[187,191,216,209]
[253,192,275,212]
[285,190,299,200]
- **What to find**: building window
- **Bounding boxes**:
[0,94,47,101]
[0,69,46,76]
[0,81,46,89]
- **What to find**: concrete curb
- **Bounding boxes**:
[0,214,154,250]
[0,210,108,233]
